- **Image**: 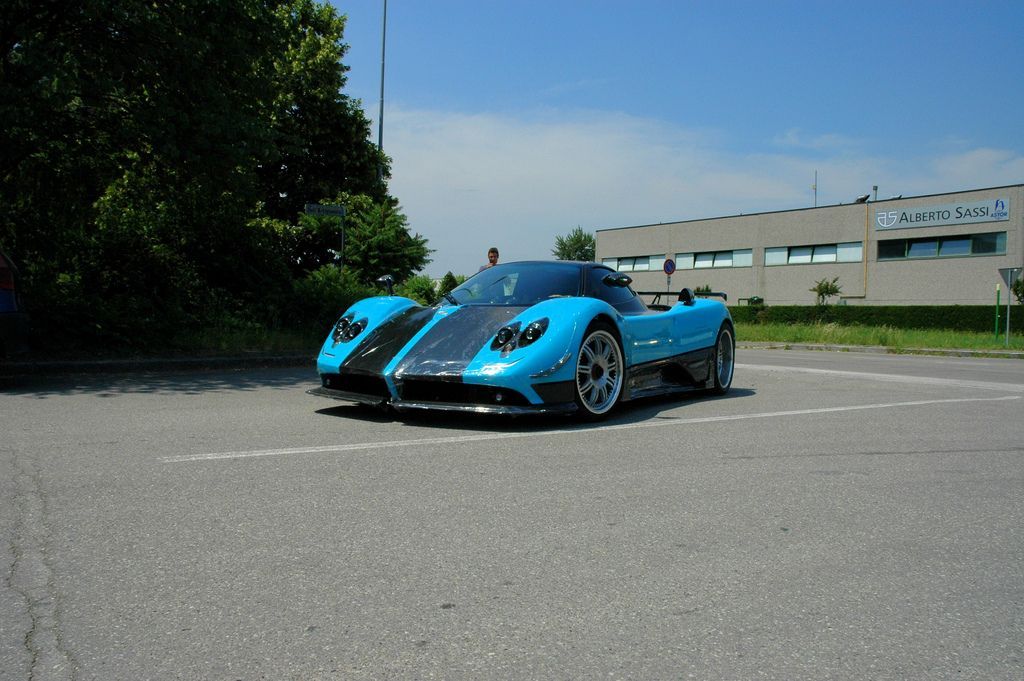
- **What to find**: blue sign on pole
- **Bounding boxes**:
[663,258,676,275]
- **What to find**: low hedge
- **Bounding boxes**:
[728,304,1003,333]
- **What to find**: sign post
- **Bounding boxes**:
[998,267,1022,347]
[663,258,676,295]
[305,204,347,263]
[304,203,346,218]
[995,284,1001,338]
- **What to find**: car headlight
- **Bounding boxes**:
[490,318,548,353]
[331,314,354,343]
[517,318,548,347]
[491,322,522,351]
[342,319,367,341]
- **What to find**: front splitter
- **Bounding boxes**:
[391,399,577,416]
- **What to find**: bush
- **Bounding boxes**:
[810,277,842,306]
[289,265,374,332]
[438,271,462,297]
[729,304,999,333]
[394,274,438,305]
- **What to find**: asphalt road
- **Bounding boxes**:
[2,349,1022,680]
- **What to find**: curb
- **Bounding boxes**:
[0,354,315,377]
[737,341,1024,360]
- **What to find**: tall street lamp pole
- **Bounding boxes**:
[378,0,387,163]
[377,0,388,237]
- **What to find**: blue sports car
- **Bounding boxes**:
[309,260,734,418]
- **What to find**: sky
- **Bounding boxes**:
[328,0,1024,278]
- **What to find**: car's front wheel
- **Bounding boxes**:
[574,323,624,419]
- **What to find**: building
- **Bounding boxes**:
[595,184,1022,305]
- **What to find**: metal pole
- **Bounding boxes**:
[378,0,387,158]
[995,284,1001,338]
[377,0,388,242]
[1007,287,1012,348]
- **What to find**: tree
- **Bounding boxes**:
[1,0,408,349]
[552,226,595,261]
[438,272,461,297]
[1,1,287,343]
[339,194,432,285]
[1012,276,1024,305]
[810,277,842,305]
[395,274,438,306]
[259,0,387,222]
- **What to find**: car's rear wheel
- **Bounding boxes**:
[709,323,735,395]
[574,323,624,418]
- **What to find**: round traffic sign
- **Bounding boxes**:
[663,258,676,275]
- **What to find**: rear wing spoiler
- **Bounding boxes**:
[638,289,728,308]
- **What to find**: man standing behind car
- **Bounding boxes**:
[480,247,499,271]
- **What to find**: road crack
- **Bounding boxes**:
[11,452,76,680]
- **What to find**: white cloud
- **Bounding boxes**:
[383,107,1023,277]
[925,148,1024,191]
[772,128,860,151]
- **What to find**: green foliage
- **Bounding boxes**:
[810,277,842,305]
[438,272,460,297]
[694,284,712,294]
[1012,277,1024,305]
[552,226,596,261]
[339,195,432,286]
[730,305,1001,333]
[395,275,438,306]
[734,321,1023,351]
[260,0,387,221]
[289,265,374,331]
[0,0,418,353]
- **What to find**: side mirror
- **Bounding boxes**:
[376,274,395,296]
[678,287,695,305]
[602,272,633,288]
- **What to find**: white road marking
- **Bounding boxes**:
[161,394,1019,463]
[736,363,1024,393]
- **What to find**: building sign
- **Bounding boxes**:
[875,198,1009,230]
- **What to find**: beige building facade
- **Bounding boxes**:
[596,184,1023,305]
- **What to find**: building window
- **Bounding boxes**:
[877,240,905,260]
[765,242,863,266]
[939,238,971,256]
[907,239,938,258]
[811,245,837,263]
[676,248,753,269]
[972,232,1006,255]
[764,247,788,266]
[836,242,863,262]
[788,246,812,264]
[877,231,1007,260]
[607,255,661,272]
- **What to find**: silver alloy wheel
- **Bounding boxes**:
[576,328,623,415]
[714,326,735,392]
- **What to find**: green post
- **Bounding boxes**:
[995,284,1001,338]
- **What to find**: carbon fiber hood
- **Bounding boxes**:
[393,305,527,378]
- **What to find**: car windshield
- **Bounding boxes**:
[449,262,583,306]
